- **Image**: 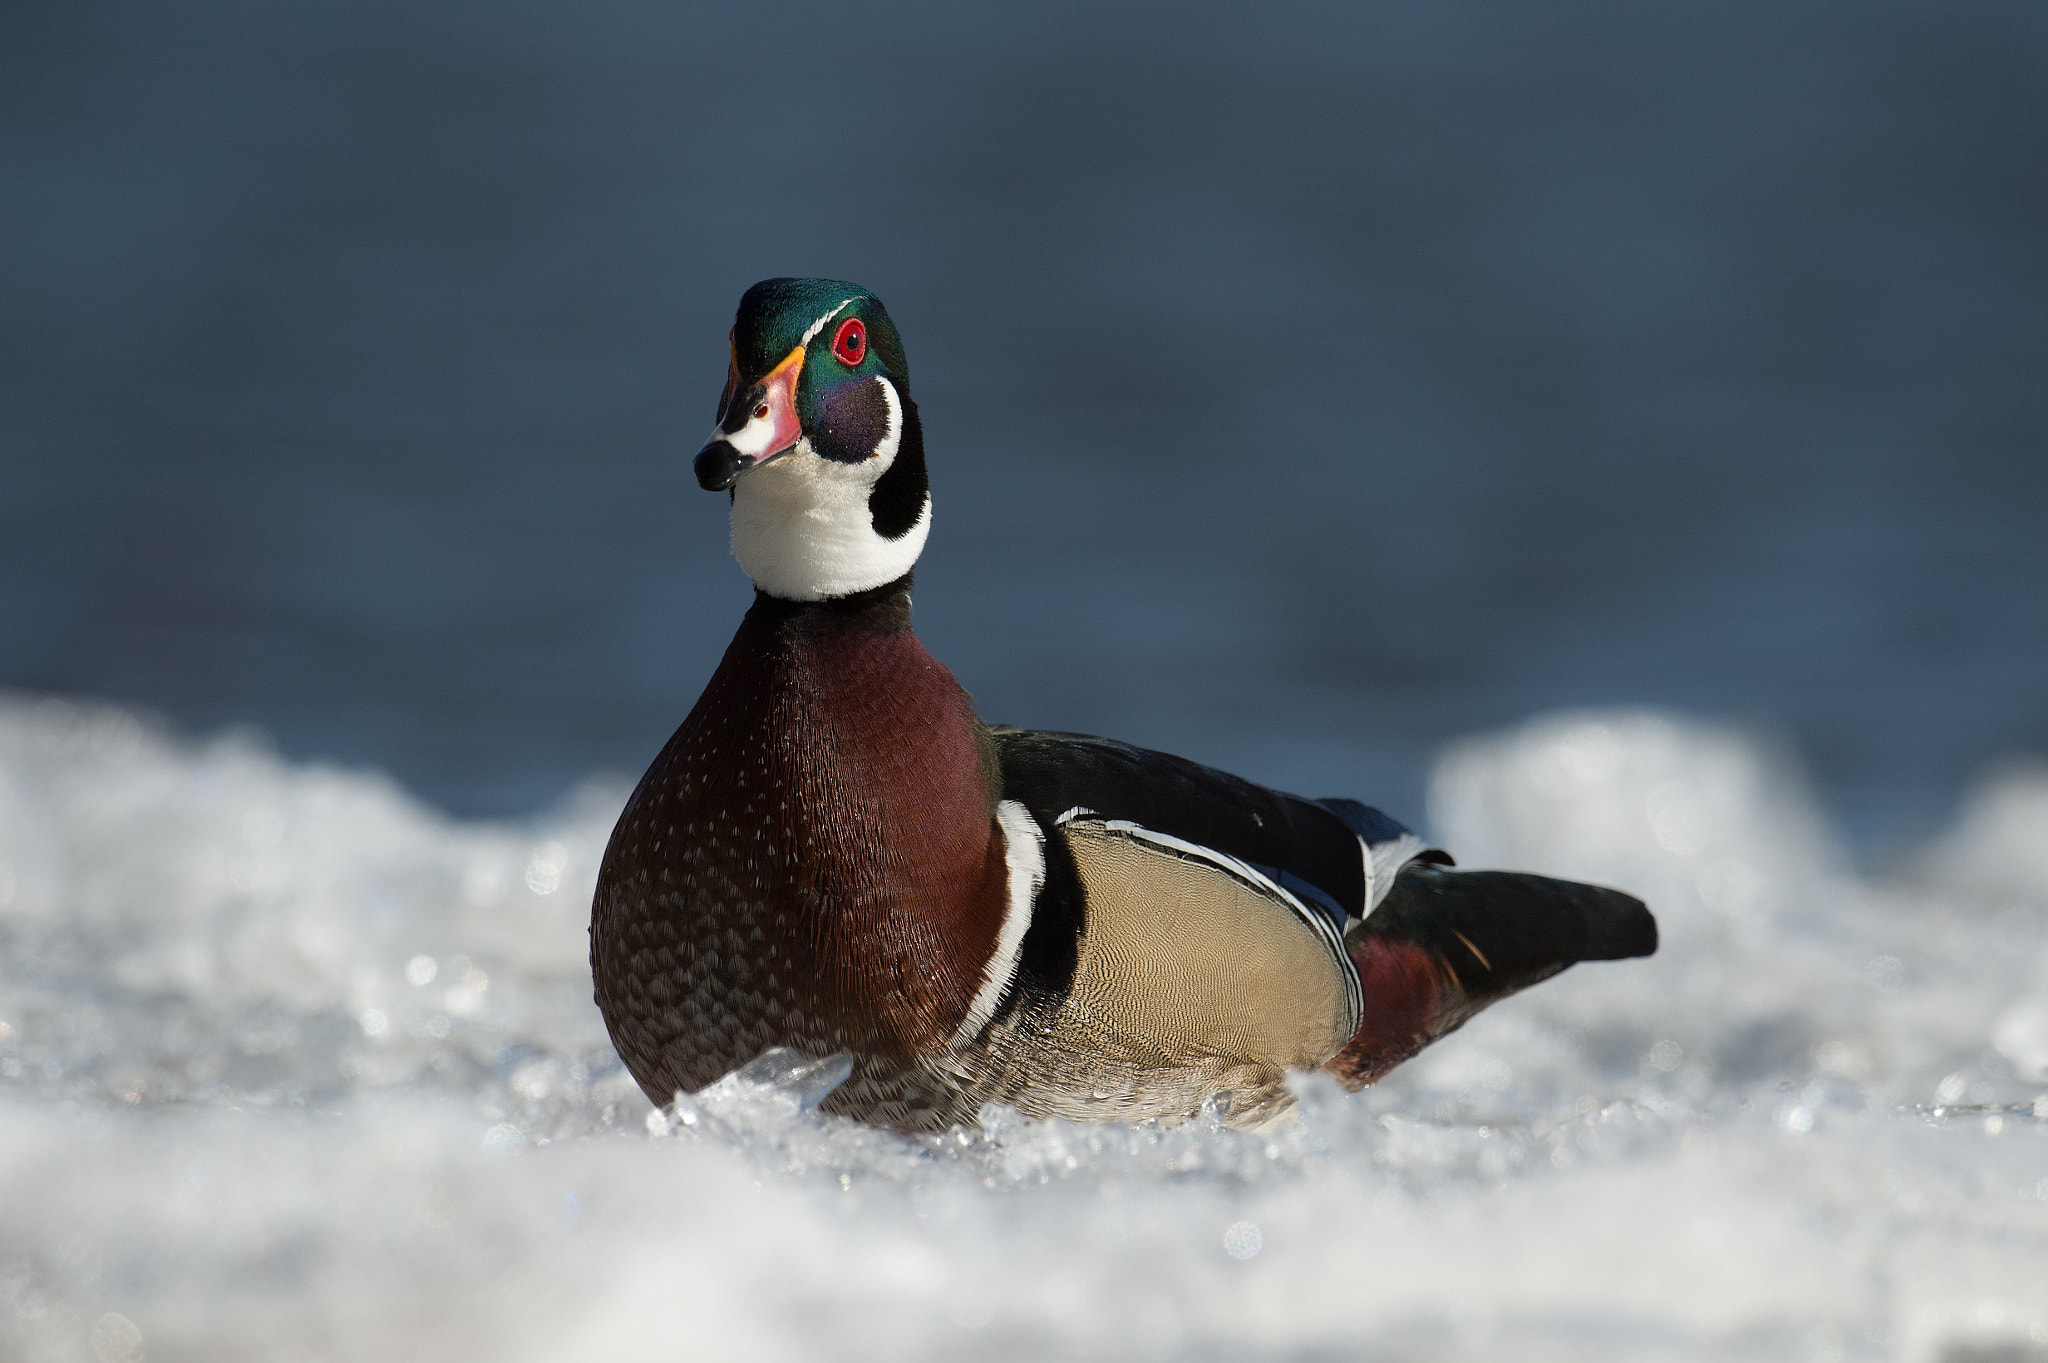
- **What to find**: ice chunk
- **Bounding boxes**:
[720,1046,855,1110]
[1915,760,2048,904]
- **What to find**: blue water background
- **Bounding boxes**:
[3,0,2043,848]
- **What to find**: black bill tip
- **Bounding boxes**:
[694,440,750,491]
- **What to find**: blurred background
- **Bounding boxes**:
[3,0,2044,851]
[4,10,2048,1356]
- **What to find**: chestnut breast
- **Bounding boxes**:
[591,588,1009,1103]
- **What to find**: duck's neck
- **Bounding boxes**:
[742,573,917,637]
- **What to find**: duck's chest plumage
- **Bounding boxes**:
[591,584,1009,1126]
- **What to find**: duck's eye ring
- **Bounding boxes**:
[831,317,867,367]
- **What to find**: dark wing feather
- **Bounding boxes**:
[989,727,1380,916]
[1327,862,1657,1088]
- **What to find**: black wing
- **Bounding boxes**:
[990,728,1418,911]
[988,727,1433,1002]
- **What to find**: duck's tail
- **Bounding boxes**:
[1324,861,1656,1089]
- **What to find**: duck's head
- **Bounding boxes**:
[694,278,929,602]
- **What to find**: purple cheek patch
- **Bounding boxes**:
[814,376,893,465]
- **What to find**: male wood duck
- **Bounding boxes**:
[591,278,1656,1131]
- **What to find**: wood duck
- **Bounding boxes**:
[591,278,1656,1131]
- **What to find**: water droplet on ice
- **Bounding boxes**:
[1797,1323,1844,1363]
[1222,1221,1263,1260]
[525,841,568,895]
[89,1313,143,1363]
[1991,998,2048,1080]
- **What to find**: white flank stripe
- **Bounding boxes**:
[950,800,1044,1049]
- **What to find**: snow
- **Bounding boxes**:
[1,696,2044,1362]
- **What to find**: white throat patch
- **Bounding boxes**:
[728,376,929,601]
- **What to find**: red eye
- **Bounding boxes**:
[831,317,866,366]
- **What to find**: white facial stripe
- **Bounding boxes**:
[872,374,902,461]
[950,800,1044,1049]
[798,297,860,348]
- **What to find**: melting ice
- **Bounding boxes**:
[1,695,2045,1361]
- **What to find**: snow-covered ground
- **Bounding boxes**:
[1,695,2044,1362]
